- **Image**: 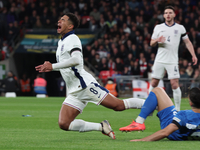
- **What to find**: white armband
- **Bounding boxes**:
[52,51,82,70]
[182,34,188,40]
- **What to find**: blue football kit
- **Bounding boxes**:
[157,106,200,140]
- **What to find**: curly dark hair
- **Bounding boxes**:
[64,12,80,30]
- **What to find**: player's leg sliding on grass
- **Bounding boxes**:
[119,91,159,132]
[58,86,145,139]
[120,87,175,132]
[129,87,176,141]
[130,87,200,141]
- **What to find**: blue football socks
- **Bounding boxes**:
[138,91,158,119]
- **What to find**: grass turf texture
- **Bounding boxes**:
[0,97,197,150]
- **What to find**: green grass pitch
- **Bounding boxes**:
[0,97,198,150]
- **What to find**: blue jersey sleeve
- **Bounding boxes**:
[172,111,185,128]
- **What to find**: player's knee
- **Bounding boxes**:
[152,87,164,93]
[171,84,179,89]
[58,120,70,131]
[170,79,179,89]
[171,82,179,89]
[151,81,159,87]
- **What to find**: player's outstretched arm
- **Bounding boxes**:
[183,38,198,65]
[52,51,81,70]
[130,123,178,142]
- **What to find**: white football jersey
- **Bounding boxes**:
[151,23,188,64]
[56,32,97,94]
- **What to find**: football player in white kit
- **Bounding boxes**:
[35,13,146,139]
[149,6,197,111]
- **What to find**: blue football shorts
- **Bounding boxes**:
[157,105,180,140]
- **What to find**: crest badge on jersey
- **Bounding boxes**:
[61,44,64,52]
[174,30,178,34]
[60,44,64,55]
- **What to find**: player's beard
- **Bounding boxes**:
[166,17,174,25]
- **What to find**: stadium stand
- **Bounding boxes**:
[0,0,200,96]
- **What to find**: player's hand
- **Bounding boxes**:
[35,65,43,72]
[41,61,53,72]
[157,36,166,43]
[35,61,53,72]
[192,56,198,65]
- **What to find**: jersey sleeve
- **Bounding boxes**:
[151,25,159,40]
[180,25,188,40]
[67,35,82,55]
[172,111,185,128]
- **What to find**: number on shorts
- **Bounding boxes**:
[90,88,98,95]
[173,111,177,116]
[174,66,177,72]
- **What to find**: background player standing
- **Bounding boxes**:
[119,5,198,132]
[149,6,197,111]
[35,13,146,139]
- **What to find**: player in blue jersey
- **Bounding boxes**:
[35,12,147,140]
[129,87,200,141]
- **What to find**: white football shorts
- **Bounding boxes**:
[151,62,180,79]
[63,82,109,113]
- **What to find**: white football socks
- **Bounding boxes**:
[135,116,145,124]
[148,85,154,93]
[123,98,145,109]
[172,87,181,111]
[124,98,146,124]
[68,119,102,132]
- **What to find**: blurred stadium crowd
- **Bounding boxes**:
[0,0,200,85]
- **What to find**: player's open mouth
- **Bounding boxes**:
[57,25,61,31]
